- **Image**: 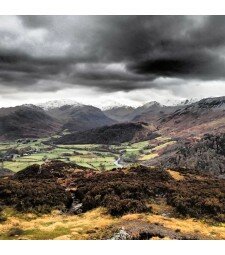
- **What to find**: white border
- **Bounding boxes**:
[1,240,225,255]
[1,0,225,254]
[0,0,225,14]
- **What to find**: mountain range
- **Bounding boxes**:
[0,96,225,141]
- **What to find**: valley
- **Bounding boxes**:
[0,134,175,172]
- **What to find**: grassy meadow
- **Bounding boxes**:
[1,204,224,240]
[0,136,176,172]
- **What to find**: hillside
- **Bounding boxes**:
[1,161,225,239]
[159,96,225,137]
[0,102,115,141]
[104,102,180,124]
[131,102,181,125]
[54,122,158,145]
[104,106,135,122]
[46,104,115,132]
[0,105,61,140]
[162,133,225,176]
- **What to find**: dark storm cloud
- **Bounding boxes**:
[0,50,70,86]
[129,51,225,80]
[1,15,225,93]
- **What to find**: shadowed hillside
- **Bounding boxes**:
[0,105,61,140]
[46,104,115,132]
[54,122,158,145]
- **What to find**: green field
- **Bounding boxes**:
[0,136,175,172]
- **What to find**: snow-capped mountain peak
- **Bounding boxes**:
[38,100,83,110]
[163,98,199,106]
[99,100,135,110]
[142,101,162,108]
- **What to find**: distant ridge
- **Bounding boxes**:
[38,99,83,110]
[1,96,225,141]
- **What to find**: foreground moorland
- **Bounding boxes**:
[0,161,225,240]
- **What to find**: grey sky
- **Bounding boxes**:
[1,15,225,107]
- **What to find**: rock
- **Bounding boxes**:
[115,220,204,240]
[69,202,83,214]
[111,227,131,240]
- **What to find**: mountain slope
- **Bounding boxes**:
[131,102,180,126]
[46,104,115,132]
[159,96,225,137]
[0,105,60,140]
[54,122,158,145]
[104,101,177,124]
[162,133,225,176]
[103,106,135,122]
